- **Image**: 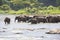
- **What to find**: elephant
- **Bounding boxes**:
[28,16,47,24]
[28,18,38,24]
[36,16,47,23]
[56,16,60,22]
[33,15,39,18]
[4,17,10,24]
[15,15,33,22]
[46,16,60,23]
[15,16,21,22]
[20,16,27,22]
[24,15,32,21]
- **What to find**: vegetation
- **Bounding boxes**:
[0,0,60,15]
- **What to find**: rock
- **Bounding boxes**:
[3,28,7,29]
[27,29,35,31]
[15,33,23,34]
[41,36,44,38]
[0,31,6,32]
[46,29,60,34]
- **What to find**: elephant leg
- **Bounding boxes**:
[31,21,37,24]
[43,21,45,23]
[5,22,6,24]
[14,19,16,22]
[31,22,37,24]
[8,22,10,24]
[43,20,46,23]
[18,19,21,22]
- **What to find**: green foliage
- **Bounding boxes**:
[0,4,11,11]
[56,0,60,5]
[0,0,60,15]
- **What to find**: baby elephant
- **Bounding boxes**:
[4,17,10,24]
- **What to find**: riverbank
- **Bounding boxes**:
[0,9,60,15]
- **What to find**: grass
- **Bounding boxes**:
[0,9,60,15]
[38,9,60,15]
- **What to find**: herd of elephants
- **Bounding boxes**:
[4,15,60,24]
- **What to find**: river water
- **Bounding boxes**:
[0,14,60,40]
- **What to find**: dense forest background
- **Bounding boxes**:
[0,0,60,15]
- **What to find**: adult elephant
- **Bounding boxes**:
[4,17,10,24]
[56,16,60,22]
[46,16,60,23]
[28,18,38,24]
[15,16,21,22]
[15,15,33,22]
[46,16,53,23]
[36,16,47,23]
[24,15,33,22]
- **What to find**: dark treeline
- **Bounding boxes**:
[38,0,60,6]
[0,0,60,11]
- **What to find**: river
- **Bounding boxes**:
[0,14,60,40]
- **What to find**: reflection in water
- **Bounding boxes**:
[0,15,60,40]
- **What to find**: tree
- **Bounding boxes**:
[47,5,54,10]
[1,4,10,10]
[56,0,60,6]
[0,0,3,6]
